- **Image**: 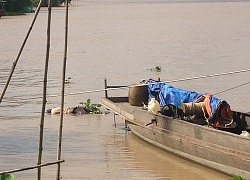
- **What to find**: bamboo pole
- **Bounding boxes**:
[56,0,69,179]
[0,160,65,175]
[0,0,45,103]
[37,0,52,179]
[104,78,108,98]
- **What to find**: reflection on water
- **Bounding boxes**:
[0,0,249,179]
[124,133,231,179]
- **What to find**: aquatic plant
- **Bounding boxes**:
[231,176,242,180]
[0,173,15,180]
[80,99,102,114]
[153,66,161,72]
[148,66,161,72]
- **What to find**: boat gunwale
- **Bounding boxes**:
[101,96,250,139]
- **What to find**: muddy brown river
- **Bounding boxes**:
[0,0,250,179]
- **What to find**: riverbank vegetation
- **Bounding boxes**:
[30,0,65,7]
[4,0,65,15]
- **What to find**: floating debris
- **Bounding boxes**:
[47,99,104,115]
[148,66,161,72]
[65,77,72,84]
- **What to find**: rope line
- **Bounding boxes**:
[2,68,250,102]
[54,68,250,97]
[162,68,250,84]
[214,81,250,95]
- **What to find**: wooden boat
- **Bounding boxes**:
[101,79,250,179]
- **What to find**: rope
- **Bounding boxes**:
[52,68,250,97]
[162,68,250,84]
[214,81,250,95]
[2,68,250,103]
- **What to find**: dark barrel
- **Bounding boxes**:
[128,83,148,106]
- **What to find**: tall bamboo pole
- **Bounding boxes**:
[0,0,45,103]
[37,0,52,179]
[56,0,69,179]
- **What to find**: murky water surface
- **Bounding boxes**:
[0,0,250,179]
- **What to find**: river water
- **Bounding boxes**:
[0,0,250,179]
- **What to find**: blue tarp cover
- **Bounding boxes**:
[147,79,221,119]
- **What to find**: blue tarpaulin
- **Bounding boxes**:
[147,79,221,119]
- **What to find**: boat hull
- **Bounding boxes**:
[101,97,250,179]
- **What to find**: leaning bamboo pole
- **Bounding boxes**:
[0,160,65,175]
[0,0,45,103]
[37,0,52,179]
[56,0,69,179]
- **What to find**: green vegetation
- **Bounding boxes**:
[153,66,161,72]
[3,0,65,15]
[231,176,242,180]
[4,11,25,16]
[5,0,32,13]
[0,173,15,180]
[148,66,161,72]
[80,99,102,114]
[30,0,65,7]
